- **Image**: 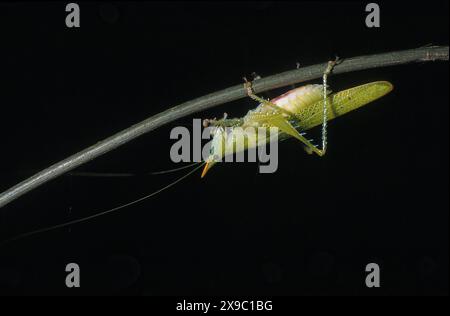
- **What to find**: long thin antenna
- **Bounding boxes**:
[149,162,202,175]
[66,162,201,177]
[1,162,205,246]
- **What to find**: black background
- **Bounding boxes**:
[0,1,448,296]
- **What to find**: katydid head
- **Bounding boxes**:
[201,125,225,178]
[201,122,261,178]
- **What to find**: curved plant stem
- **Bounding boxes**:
[0,46,448,208]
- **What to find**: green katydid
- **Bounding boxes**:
[200,73,393,177]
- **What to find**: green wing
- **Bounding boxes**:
[240,81,393,151]
[294,81,394,131]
